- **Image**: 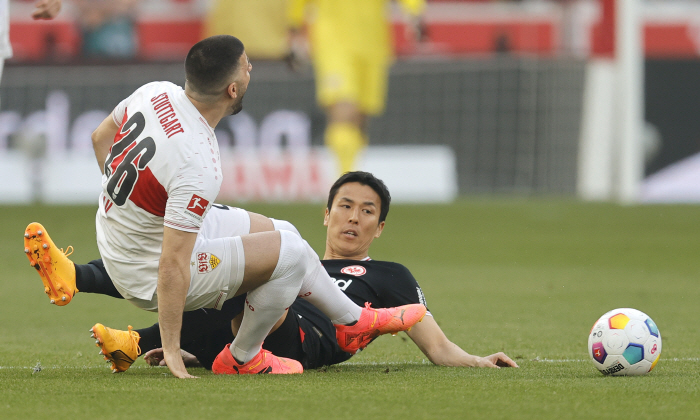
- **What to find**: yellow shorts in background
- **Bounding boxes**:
[313,48,390,116]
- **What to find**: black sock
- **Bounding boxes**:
[132,299,245,360]
[75,259,123,299]
[134,324,162,354]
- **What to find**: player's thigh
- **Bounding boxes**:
[248,211,274,233]
[187,231,288,310]
[236,231,282,294]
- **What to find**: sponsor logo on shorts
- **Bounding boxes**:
[340,265,366,276]
[196,252,221,274]
[185,194,209,220]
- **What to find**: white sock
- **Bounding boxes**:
[297,239,362,325]
[230,230,304,364]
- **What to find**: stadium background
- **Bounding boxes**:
[3,0,700,204]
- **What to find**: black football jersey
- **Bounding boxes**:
[321,259,429,311]
[289,259,429,368]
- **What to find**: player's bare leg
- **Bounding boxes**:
[24,222,78,305]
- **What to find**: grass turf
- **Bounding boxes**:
[1,200,698,419]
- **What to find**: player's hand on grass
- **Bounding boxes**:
[144,348,166,366]
[32,0,61,20]
[477,352,519,368]
[163,347,198,378]
[144,348,202,368]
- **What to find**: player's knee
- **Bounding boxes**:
[270,218,301,237]
[272,230,308,288]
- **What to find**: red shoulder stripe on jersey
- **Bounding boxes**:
[128,167,168,217]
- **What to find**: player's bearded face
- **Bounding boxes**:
[230,91,245,115]
[230,52,251,116]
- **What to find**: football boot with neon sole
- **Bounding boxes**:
[24,222,78,306]
[335,302,427,354]
[212,344,303,375]
[90,323,141,373]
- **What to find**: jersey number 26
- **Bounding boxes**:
[104,112,156,206]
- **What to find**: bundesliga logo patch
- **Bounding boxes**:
[196,252,221,274]
[340,265,366,276]
[185,194,209,221]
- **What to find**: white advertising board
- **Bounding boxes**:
[0,146,457,205]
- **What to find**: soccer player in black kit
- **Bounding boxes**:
[29,172,518,371]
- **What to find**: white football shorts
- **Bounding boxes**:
[128,204,252,311]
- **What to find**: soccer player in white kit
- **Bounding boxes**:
[25,35,426,378]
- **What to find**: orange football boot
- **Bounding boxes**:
[212,344,303,374]
[24,222,78,305]
[335,303,427,354]
[90,323,141,373]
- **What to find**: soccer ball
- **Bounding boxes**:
[588,308,662,376]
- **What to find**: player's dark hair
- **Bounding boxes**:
[185,35,245,96]
[327,171,391,223]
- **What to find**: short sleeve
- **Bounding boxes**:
[163,162,219,233]
[112,96,130,127]
[380,263,429,312]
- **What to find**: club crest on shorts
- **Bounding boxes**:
[185,194,209,220]
[340,265,366,276]
[196,252,221,274]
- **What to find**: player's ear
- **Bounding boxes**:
[323,208,330,226]
[374,221,385,238]
[226,82,237,99]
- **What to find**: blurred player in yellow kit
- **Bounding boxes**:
[287,0,425,174]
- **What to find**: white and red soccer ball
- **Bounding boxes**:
[588,308,662,376]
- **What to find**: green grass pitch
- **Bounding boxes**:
[1,200,698,419]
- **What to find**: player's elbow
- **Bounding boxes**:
[91,128,104,150]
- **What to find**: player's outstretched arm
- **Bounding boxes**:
[158,227,198,378]
[91,114,120,174]
[31,0,61,20]
[406,316,519,368]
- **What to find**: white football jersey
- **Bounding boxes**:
[96,81,222,300]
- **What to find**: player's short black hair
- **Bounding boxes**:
[185,35,245,96]
[327,171,391,223]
